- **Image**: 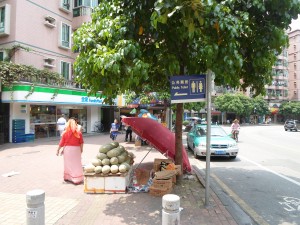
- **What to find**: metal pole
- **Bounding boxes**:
[205,70,212,207]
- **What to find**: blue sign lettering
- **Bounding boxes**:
[81,97,103,104]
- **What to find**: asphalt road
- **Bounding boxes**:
[188,125,300,225]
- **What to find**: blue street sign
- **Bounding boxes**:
[170,75,206,103]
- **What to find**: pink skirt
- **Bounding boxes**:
[63,146,83,184]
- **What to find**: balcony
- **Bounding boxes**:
[72,6,93,29]
[18,75,82,89]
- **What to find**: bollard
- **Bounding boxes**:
[26,189,45,225]
[162,194,181,225]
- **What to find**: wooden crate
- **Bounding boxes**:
[84,171,131,194]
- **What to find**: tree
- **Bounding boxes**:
[252,95,270,116]
[214,93,271,122]
[214,93,245,116]
[73,0,300,172]
[184,102,206,117]
[280,101,300,119]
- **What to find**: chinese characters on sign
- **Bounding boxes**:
[170,75,206,103]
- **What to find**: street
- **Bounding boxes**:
[190,125,300,225]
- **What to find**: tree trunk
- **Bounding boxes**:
[175,103,183,178]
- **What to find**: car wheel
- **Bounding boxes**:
[285,129,287,131]
[193,146,199,159]
[295,128,298,132]
[229,156,237,159]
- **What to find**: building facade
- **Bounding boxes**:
[288,29,300,101]
[0,0,120,143]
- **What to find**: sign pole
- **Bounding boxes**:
[205,70,212,207]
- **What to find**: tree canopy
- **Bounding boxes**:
[73,0,300,102]
[214,93,270,118]
[279,101,300,118]
[73,0,300,171]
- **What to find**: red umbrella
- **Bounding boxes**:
[122,117,191,172]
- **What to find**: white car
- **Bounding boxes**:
[187,124,239,159]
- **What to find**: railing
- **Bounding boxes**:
[18,76,82,89]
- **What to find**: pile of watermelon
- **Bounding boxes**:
[84,142,134,175]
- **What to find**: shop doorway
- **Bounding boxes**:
[69,108,87,133]
[101,107,115,132]
[0,103,9,144]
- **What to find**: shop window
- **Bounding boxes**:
[59,22,71,49]
[61,61,70,79]
[0,4,10,36]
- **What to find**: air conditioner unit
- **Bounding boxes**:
[44,58,55,68]
[44,62,55,68]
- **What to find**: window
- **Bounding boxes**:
[61,61,70,79]
[0,51,4,61]
[59,0,71,12]
[60,23,71,49]
[74,0,98,7]
[0,4,10,36]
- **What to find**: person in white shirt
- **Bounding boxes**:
[57,114,67,136]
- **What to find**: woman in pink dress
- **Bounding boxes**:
[56,118,84,184]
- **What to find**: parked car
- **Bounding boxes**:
[187,124,239,159]
[284,120,300,132]
[184,117,206,132]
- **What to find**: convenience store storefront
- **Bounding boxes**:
[1,84,115,143]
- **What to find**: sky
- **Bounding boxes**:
[290,18,300,31]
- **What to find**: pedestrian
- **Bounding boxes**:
[110,119,120,141]
[56,118,84,185]
[75,118,83,132]
[57,114,66,136]
[125,125,132,142]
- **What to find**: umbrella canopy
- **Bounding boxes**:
[122,117,191,172]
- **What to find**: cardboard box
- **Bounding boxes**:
[135,140,141,146]
[153,158,174,172]
[152,178,173,189]
[149,186,172,197]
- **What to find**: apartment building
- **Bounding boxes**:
[288,29,300,101]
[0,0,119,143]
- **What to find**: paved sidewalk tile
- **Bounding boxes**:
[0,133,238,225]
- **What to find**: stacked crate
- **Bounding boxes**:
[12,119,25,143]
[149,158,180,197]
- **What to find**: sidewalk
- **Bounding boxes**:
[0,133,238,225]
